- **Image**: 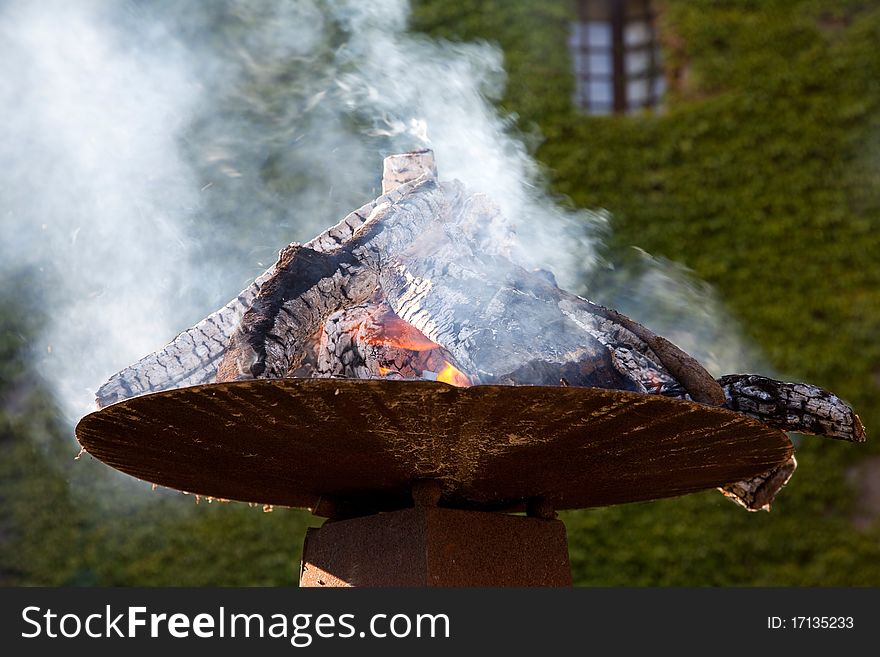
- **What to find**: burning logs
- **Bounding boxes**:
[94,179,421,407]
[94,150,865,512]
[298,293,470,384]
[215,175,463,382]
[214,162,724,405]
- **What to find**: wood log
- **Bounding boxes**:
[94,176,431,407]
[717,374,866,443]
[659,374,866,443]
[570,300,727,406]
[654,373,863,510]
[720,455,798,512]
[215,176,461,381]
[376,192,722,401]
[658,373,862,509]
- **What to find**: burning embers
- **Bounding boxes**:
[95,149,865,512]
[295,293,471,387]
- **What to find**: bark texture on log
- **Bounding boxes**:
[659,375,865,443]
[717,374,866,443]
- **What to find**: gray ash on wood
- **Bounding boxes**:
[718,374,866,443]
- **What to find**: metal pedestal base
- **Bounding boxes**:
[299,507,571,587]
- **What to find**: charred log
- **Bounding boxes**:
[573,300,726,406]
[215,243,376,380]
[720,456,798,512]
[310,294,464,381]
[215,176,458,381]
[717,374,866,443]
[661,375,864,442]
[659,373,864,511]
[94,179,420,408]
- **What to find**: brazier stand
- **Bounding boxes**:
[75,379,793,587]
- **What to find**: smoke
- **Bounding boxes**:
[587,249,765,377]
[0,0,207,422]
[0,0,760,423]
[325,1,600,279]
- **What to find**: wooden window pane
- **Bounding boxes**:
[625,49,650,75]
[586,21,613,48]
[589,52,613,76]
[627,77,650,104]
[589,79,614,104]
[624,20,651,47]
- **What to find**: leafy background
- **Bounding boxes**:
[2,0,879,585]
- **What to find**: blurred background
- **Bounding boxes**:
[2,0,879,585]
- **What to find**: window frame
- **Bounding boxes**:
[572,0,663,114]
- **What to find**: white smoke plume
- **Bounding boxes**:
[0,0,206,423]
[0,0,761,423]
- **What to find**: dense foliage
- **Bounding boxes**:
[2,0,878,585]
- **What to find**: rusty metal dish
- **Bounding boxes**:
[75,379,793,515]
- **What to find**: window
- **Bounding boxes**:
[570,0,666,114]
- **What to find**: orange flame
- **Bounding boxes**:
[363,313,440,352]
[437,361,471,387]
[378,366,395,376]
